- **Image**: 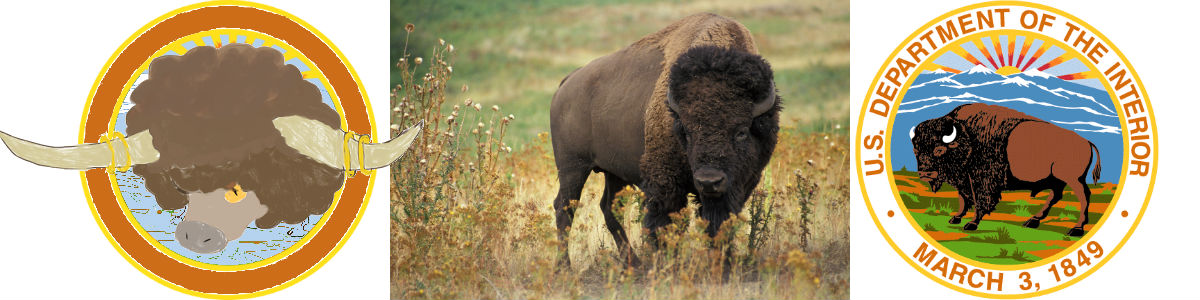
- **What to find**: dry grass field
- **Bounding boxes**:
[390,0,848,298]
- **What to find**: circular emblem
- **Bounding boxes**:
[78,1,376,297]
[855,1,1155,297]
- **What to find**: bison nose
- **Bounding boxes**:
[918,171,939,180]
[694,168,727,195]
[176,220,229,254]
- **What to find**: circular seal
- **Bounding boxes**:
[855,1,1155,297]
[77,1,376,297]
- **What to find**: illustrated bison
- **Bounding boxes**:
[910,103,1100,236]
[550,13,780,267]
[0,44,422,253]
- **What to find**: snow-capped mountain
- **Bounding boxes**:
[892,65,1123,183]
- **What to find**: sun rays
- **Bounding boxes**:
[926,33,1103,89]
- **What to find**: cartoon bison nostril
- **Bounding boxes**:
[694,168,727,195]
[176,220,228,254]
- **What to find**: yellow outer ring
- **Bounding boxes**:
[854,1,1157,298]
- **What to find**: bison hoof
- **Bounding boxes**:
[1023,219,1041,228]
[1067,227,1086,237]
[963,222,978,231]
[948,216,962,224]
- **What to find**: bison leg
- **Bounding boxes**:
[964,188,1000,231]
[1025,181,1066,229]
[641,181,688,251]
[1065,178,1090,237]
[553,164,591,268]
[949,194,969,224]
[599,174,641,267]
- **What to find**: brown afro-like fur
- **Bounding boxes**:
[125,44,344,228]
[668,45,775,109]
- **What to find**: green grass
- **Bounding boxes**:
[893,172,1110,265]
[910,213,1074,265]
[392,0,850,142]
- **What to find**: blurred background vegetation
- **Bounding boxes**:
[391,0,848,140]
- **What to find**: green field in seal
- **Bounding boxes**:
[893,170,1115,265]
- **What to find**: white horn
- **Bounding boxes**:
[908,126,916,139]
[942,125,957,143]
[273,116,422,170]
[0,129,159,170]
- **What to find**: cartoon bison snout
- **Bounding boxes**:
[172,186,268,254]
[0,44,422,254]
[910,103,1100,236]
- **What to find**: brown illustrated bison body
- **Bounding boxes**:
[911,103,1100,236]
[550,13,780,267]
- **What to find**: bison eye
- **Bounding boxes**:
[735,129,749,142]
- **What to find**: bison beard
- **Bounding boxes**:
[126,44,345,228]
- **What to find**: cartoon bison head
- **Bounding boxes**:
[0,44,421,253]
[910,116,973,192]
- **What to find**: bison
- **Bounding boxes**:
[0,44,422,253]
[550,13,780,267]
[910,103,1100,236]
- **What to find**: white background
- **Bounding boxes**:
[0,1,388,298]
[852,0,1196,299]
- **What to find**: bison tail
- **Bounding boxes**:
[1090,142,1101,184]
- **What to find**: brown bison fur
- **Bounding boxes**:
[550,13,779,268]
[663,45,779,237]
[126,44,345,228]
[912,103,1100,236]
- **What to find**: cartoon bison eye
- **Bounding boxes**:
[942,125,957,143]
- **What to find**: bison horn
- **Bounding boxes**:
[942,125,957,143]
[0,129,160,170]
[752,81,777,117]
[908,126,916,139]
[666,90,682,115]
[273,115,422,170]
